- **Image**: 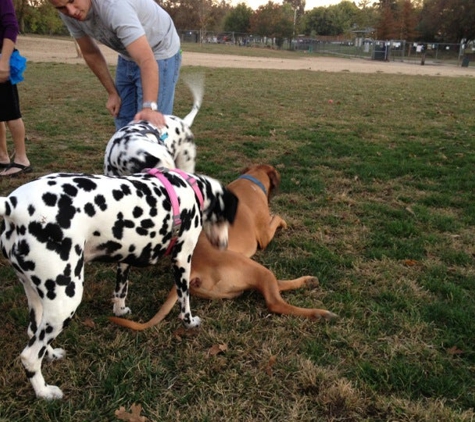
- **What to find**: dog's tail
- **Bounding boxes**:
[108,287,178,331]
[182,72,204,127]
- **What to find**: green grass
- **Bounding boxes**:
[0,56,475,421]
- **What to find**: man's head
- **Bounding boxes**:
[49,0,91,21]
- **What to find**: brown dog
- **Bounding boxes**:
[109,164,336,329]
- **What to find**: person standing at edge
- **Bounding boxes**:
[0,0,32,177]
[49,0,181,130]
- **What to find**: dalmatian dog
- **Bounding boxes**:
[0,169,238,400]
[104,73,204,176]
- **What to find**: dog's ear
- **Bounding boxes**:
[239,166,251,175]
[268,167,281,196]
[222,189,239,224]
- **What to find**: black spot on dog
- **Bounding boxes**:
[112,212,135,239]
[95,194,107,211]
[38,346,46,359]
[96,240,122,256]
[84,202,95,217]
[10,196,18,208]
[73,177,98,192]
[27,204,35,216]
[112,189,125,201]
[28,222,72,261]
[133,206,143,218]
[45,279,56,300]
[56,194,76,229]
[29,309,38,333]
[14,240,35,272]
[42,192,57,207]
[62,183,78,197]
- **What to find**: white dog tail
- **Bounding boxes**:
[182,72,204,127]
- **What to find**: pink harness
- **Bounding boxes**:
[147,168,204,255]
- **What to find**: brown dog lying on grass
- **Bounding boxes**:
[109,164,336,329]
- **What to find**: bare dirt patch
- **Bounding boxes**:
[17,35,475,78]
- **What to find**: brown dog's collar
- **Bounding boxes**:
[238,174,267,196]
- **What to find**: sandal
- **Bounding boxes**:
[1,162,33,177]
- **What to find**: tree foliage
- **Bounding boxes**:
[223,3,253,33]
[10,0,475,44]
[418,0,475,42]
[162,0,231,32]
[249,1,294,47]
[14,0,67,35]
[375,0,420,40]
[303,1,360,36]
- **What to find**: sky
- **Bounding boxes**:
[231,0,342,11]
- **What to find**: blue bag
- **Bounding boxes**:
[9,50,27,84]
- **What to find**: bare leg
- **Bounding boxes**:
[0,122,10,164]
[1,118,30,176]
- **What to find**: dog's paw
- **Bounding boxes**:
[321,310,338,321]
[304,276,319,288]
[112,298,131,316]
[46,347,66,361]
[185,316,201,329]
[114,306,131,316]
[37,384,64,400]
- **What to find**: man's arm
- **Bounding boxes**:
[125,35,165,128]
[76,35,121,117]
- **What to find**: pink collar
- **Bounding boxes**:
[147,168,204,255]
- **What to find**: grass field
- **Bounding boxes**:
[0,59,475,421]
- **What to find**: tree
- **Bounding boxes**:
[419,0,475,42]
[303,1,360,36]
[14,0,67,35]
[162,0,231,32]
[249,1,293,48]
[223,3,252,33]
[376,0,398,39]
[395,0,419,41]
[356,0,379,29]
[283,0,305,36]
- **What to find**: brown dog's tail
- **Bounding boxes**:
[108,287,178,331]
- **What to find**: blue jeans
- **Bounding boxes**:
[114,50,182,130]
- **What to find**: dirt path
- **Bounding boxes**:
[16,35,475,78]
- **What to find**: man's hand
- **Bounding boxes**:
[134,108,166,127]
[106,92,121,117]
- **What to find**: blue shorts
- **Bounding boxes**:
[114,49,182,130]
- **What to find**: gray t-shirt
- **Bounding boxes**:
[61,0,180,61]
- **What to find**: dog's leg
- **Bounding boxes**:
[172,248,201,328]
[112,263,132,316]
[20,279,83,400]
[257,215,288,250]
[277,276,319,292]
[22,279,66,361]
[249,267,337,320]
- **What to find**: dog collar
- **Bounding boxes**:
[238,174,267,196]
[147,168,204,255]
[138,126,168,143]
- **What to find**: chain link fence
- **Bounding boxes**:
[179,30,475,67]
